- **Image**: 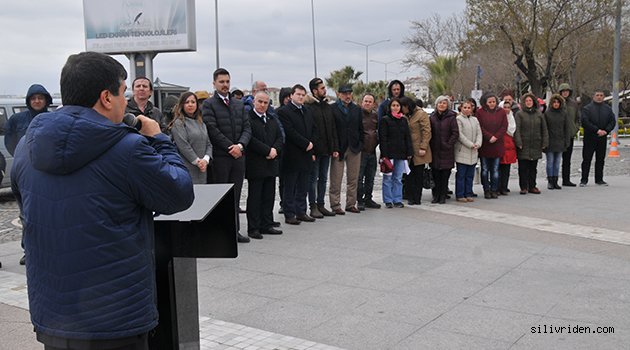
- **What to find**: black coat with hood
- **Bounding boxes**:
[377,80,406,122]
[544,94,572,153]
[4,84,52,156]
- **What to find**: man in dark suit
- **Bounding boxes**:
[579,89,616,187]
[202,68,252,243]
[277,84,318,225]
[245,92,283,239]
[329,85,364,214]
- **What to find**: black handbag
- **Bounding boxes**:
[423,166,434,189]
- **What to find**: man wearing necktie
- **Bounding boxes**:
[202,68,252,243]
[277,85,319,225]
[245,92,283,239]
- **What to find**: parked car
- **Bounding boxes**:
[0,98,61,188]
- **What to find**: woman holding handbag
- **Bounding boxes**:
[401,96,431,205]
[379,98,413,208]
[429,95,459,204]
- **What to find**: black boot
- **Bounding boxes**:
[547,177,554,190]
[553,176,562,189]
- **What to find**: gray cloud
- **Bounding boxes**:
[0,0,464,96]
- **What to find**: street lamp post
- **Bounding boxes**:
[310,0,317,77]
[214,0,219,69]
[345,39,390,84]
[370,59,401,81]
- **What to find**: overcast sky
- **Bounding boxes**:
[1,1,465,96]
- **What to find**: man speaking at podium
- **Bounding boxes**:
[11,51,194,350]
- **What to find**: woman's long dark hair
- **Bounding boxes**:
[170,91,202,129]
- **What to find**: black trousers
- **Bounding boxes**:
[581,134,607,183]
[212,156,245,229]
[39,332,148,350]
[431,168,451,201]
[357,152,377,202]
[282,169,310,219]
[561,137,574,182]
[518,159,538,190]
[247,176,276,232]
[499,163,511,192]
[408,164,425,203]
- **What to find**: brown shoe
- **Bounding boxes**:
[345,206,360,213]
[456,198,468,203]
[520,189,527,195]
[318,205,336,216]
[466,197,474,202]
[333,208,346,215]
[285,217,301,225]
[528,187,541,194]
[296,214,316,222]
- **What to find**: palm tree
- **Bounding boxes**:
[426,56,459,98]
[325,66,363,91]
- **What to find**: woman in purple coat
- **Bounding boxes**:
[429,95,459,204]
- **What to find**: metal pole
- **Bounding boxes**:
[310,0,317,77]
[215,0,219,69]
[345,39,390,85]
[611,0,621,135]
[371,59,400,82]
[365,46,369,84]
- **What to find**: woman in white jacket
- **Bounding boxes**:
[454,101,483,202]
[498,100,517,195]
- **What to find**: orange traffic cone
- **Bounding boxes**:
[608,132,620,158]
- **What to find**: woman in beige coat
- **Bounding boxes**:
[401,97,431,205]
[454,100,482,202]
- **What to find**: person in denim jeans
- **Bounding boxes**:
[475,93,508,199]
[455,101,482,202]
[357,94,381,209]
[544,94,571,190]
[304,78,339,218]
[379,98,413,208]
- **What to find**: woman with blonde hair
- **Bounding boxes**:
[454,100,482,202]
[170,92,213,184]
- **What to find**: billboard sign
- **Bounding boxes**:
[83,0,196,54]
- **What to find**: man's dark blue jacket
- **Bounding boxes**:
[11,105,194,340]
[4,84,52,155]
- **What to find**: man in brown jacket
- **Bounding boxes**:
[357,94,381,210]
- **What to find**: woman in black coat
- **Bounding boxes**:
[379,98,413,208]
[429,95,459,204]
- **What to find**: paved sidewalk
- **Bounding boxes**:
[1,174,629,349]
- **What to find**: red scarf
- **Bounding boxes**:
[392,112,403,119]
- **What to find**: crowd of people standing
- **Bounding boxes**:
[8,72,618,247]
[130,73,618,243]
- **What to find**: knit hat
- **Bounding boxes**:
[558,83,572,92]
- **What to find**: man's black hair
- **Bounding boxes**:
[291,84,306,95]
[60,52,127,108]
[213,68,230,81]
[308,78,323,93]
[132,76,153,90]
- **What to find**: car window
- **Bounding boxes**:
[0,107,6,135]
[13,106,28,114]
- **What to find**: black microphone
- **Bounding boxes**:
[122,113,143,131]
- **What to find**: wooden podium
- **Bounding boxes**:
[150,184,238,349]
